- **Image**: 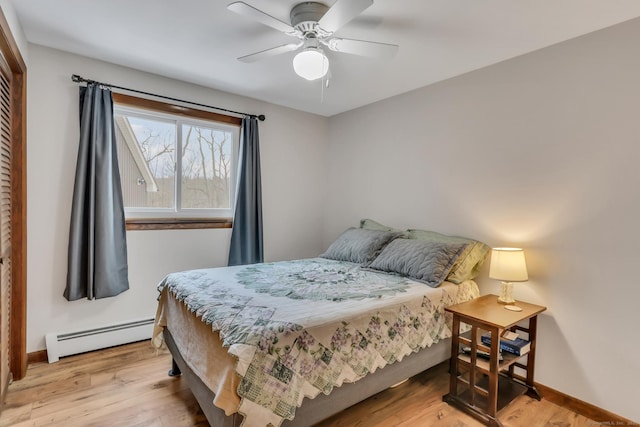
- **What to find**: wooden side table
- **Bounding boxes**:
[443,294,547,427]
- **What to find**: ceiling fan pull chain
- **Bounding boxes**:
[320,55,329,103]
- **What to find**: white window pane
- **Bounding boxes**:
[115,114,176,209]
[181,124,232,209]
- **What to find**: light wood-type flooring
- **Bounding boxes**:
[0,340,595,427]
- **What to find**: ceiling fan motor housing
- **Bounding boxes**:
[290,2,330,35]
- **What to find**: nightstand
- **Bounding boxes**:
[442,294,547,427]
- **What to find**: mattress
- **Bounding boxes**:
[152,258,479,427]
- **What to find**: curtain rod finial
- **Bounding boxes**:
[258,114,266,121]
[71,74,82,83]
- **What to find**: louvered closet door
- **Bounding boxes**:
[0,51,12,399]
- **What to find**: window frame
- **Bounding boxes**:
[112,93,242,230]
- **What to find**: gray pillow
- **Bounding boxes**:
[367,238,467,287]
[321,227,402,265]
[407,229,490,284]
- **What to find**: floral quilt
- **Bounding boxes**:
[154,258,479,427]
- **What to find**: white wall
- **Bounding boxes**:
[326,18,640,421]
[0,0,28,63]
[26,44,327,352]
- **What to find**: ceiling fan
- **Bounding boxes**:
[227,0,399,81]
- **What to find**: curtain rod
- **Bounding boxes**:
[71,74,266,122]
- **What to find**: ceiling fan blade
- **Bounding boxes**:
[238,42,302,63]
[227,2,295,34]
[326,38,398,58]
[318,0,373,33]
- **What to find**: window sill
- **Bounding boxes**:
[126,217,232,231]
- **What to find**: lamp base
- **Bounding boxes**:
[498,281,515,304]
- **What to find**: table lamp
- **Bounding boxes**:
[489,247,528,312]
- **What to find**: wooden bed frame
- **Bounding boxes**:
[164,328,452,426]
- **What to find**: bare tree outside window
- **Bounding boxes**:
[181,124,232,209]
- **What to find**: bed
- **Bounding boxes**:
[152,224,489,427]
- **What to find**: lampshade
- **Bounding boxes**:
[489,248,528,282]
[293,47,329,81]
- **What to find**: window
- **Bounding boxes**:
[113,94,241,229]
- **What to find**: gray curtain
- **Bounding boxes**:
[228,116,263,266]
[64,84,129,301]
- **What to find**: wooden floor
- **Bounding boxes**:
[0,341,595,427]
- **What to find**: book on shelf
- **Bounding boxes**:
[480,333,530,356]
[461,346,503,361]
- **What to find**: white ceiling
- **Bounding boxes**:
[11,0,640,116]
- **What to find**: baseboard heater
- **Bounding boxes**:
[45,318,155,363]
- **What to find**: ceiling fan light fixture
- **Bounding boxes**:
[293,47,329,81]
